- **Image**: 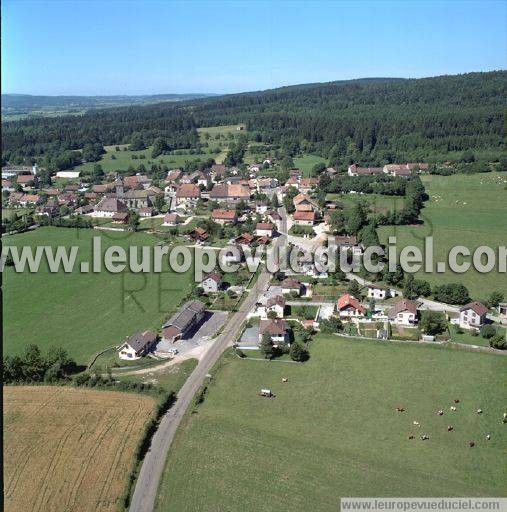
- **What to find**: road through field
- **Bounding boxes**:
[129,208,287,512]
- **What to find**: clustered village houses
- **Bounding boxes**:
[2,159,505,360]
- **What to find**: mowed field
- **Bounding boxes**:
[4,386,156,512]
[378,172,507,298]
[155,336,506,512]
[2,227,195,363]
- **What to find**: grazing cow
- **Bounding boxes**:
[454,399,460,404]
[408,434,415,440]
[486,434,491,441]
[503,413,507,423]
[437,409,444,416]
[282,378,288,383]
[447,425,454,432]
[420,434,429,441]
[413,421,420,427]
[450,406,457,412]
[477,409,483,414]
[469,441,475,447]
[396,406,405,412]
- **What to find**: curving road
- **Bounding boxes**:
[129,208,287,512]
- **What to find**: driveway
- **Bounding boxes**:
[155,311,228,356]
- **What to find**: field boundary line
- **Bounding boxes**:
[333,333,507,355]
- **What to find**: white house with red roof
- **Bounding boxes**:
[388,299,418,326]
[459,301,488,329]
[336,294,366,318]
[255,222,275,237]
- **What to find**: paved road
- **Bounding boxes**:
[129,208,287,512]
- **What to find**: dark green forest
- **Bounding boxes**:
[2,71,506,168]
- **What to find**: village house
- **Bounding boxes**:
[335,235,363,256]
[255,222,275,237]
[162,300,206,342]
[118,330,158,360]
[235,232,255,246]
[162,213,180,226]
[459,301,488,329]
[74,204,95,215]
[212,209,237,225]
[285,176,300,189]
[388,299,418,326]
[196,171,210,188]
[336,293,366,318]
[259,318,289,345]
[94,197,128,217]
[293,193,319,213]
[189,227,210,243]
[383,163,428,177]
[175,183,201,206]
[112,212,129,224]
[19,194,42,207]
[264,295,285,319]
[299,177,319,193]
[138,207,154,218]
[210,164,227,182]
[200,272,223,293]
[367,285,395,300]
[17,174,38,189]
[281,278,302,296]
[293,211,317,226]
[210,183,250,204]
[348,164,383,177]
[56,171,81,179]
[165,169,182,183]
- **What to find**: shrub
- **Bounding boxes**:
[289,341,310,362]
[480,324,497,339]
[489,334,506,350]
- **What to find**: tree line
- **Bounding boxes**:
[3,71,505,169]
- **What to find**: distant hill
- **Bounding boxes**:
[2,71,506,165]
[2,92,215,108]
[1,93,216,119]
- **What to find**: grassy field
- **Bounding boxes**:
[114,358,199,391]
[378,172,507,298]
[4,386,156,512]
[197,124,246,163]
[293,154,326,177]
[155,336,506,512]
[327,192,405,214]
[2,227,195,364]
[74,144,211,174]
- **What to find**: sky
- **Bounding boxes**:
[2,0,506,96]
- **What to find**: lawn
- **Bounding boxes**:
[2,226,195,364]
[378,172,507,298]
[155,336,506,512]
[448,324,506,348]
[4,386,156,512]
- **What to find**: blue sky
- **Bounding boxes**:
[2,0,506,95]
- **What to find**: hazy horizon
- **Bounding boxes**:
[2,0,506,96]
